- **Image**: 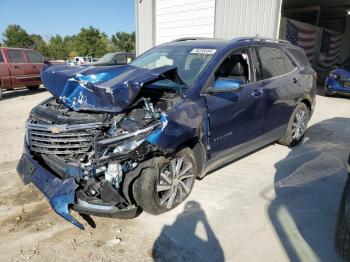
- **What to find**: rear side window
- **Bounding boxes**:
[287,48,310,68]
[0,51,4,63]
[281,51,297,73]
[8,49,26,63]
[28,50,43,63]
[255,47,284,80]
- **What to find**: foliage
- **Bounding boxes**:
[1,24,136,60]
[111,31,135,52]
[2,24,33,48]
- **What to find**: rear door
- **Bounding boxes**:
[6,49,34,87]
[253,46,298,136]
[26,50,43,83]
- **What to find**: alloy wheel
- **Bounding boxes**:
[156,156,195,209]
[291,109,307,140]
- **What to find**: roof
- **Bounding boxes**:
[160,37,296,50]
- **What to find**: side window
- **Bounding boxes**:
[287,48,310,68]
[282,51,297,74]
[0,51,4,63]
[8,49,26,63]
[28,50,43,63]
[215,50,251,84]
[255,47,284,80]
[115,55,127,64]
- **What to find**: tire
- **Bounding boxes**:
[279,103,309,147]
[0,85,2,101]
[133,148,196,215]
[27,85,40,91]
[335,178,350,261]
[324,87,334,97]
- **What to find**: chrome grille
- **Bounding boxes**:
[27,122,101,155]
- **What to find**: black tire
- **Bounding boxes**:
[0,85,2,100]
[279,103,309,147]
[133,148,196,215]
[27,85,40,91]
[324,87,334,97]
[335,178,350,261]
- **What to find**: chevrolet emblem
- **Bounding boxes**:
[50,126,61,134]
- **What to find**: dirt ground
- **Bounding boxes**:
[0,86,349,262]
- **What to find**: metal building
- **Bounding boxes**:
[135,0,350,71]
[135,0,282,55]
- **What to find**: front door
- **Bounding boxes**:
[204,48,265,160]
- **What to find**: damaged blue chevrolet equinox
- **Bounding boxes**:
[17,37,316,229]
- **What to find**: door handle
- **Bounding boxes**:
[293,77,298,84]
[251,89,263,97]
[33,65,37,69]
[14,65,19,69]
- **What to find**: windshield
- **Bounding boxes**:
[98,53,116,63]
[130,46,216,86]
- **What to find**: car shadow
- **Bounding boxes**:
[1,86,46,100]
[152,201,224,262]
[266,117,350,261]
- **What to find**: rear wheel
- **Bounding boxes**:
[279,103,309,147]
[27,85,40,91]
[133,148,196,215]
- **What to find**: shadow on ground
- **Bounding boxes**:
[267,117,350,261]
[1,87,46,100]
[152,201,224,262]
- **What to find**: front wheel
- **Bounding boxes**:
[133,148,196,215]
[279,103,309,147]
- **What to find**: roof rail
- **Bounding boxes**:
[171,37,219,42]
[233,37,291,44]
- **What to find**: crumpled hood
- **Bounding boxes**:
[41,64,179,113]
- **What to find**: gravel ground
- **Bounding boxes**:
[0,87,349,261]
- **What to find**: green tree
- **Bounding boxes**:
[75,26,108,57]
[30,34,48,56]
[46,35,66,60]
[2,24,33,48]
[111,31,135,52]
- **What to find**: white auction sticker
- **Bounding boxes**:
[190,48,217,55]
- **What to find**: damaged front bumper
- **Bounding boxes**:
[16,145,139,229]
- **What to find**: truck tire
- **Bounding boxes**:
[27,85,40,91]
[335,178,350,261]
[279,103,309,147]
[133,148,196,215]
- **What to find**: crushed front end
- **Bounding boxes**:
[17,81,182,228]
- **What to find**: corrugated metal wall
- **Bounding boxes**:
[214,0,282,39]
[155,0,215,45]
[136,0,155,55]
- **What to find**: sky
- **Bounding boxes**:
[0,0,135,41]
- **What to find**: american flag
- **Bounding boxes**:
[318,29,342,69]
[286,20,316,62]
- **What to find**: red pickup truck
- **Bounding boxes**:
[0,47,44,100]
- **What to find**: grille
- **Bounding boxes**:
[27,122,101,155]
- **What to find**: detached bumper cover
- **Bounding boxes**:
[17,146,139,229]
[17,151,83,229]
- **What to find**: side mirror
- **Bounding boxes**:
[43,58,51,64]
[207,78,244,93]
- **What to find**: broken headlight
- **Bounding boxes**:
[96,123,159,160]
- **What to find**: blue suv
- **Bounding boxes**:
[17,37,316,228]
